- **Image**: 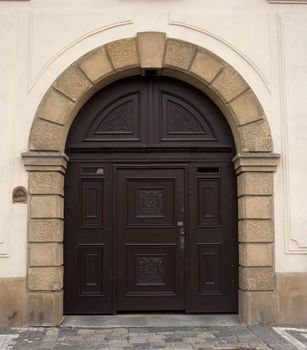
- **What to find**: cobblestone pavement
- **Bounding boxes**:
[1,325,306,350]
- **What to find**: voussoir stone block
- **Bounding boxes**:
[164,39,196,70]
[239,220,274,243]
[28,267,63,291]
[238,172,273,196]
[29,119,64,151]
[26,291,63,326]
[107,38,139,70]
[37,88,75,126]
[53,65,92,102]
[29,243,63,267]
[190,48,223,84]
[239,243,273,267]
[29,219,63,242]
[137,32,166,69]
[239,196,272,219]
[31,195,63,219]
[229,89,264,126]
[211,65,249,103]
[78,47,113,83]
[29,172,64,195]
[240,267,274,291]
[239,119,273,152]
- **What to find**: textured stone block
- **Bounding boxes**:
[229,89,264,126]
[29,119,64,151]
[53,65,92,102]
[29,172,64,195]
[239,290,277,324]
[239,119,273,152]
[190,48,223,84]
[137,32,166,69]
[164,39,196,70]
[240,267,275,291]
[0,278,25,327]
[239,243,273,267]
[239,220,273,243]
[238,196,272,219]
[30,195,63,219]
[26,291,63,326]
[29,219,63,242]
[211,65,249,102]
[238,172,273,196]
[107,38,139,70]
[37,88,75,126]
[28,267,63,291]
[29,243,63,267]
[78,47,113,83]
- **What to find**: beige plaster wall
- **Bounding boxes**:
[0,0,307,326]
[1,0,306,278]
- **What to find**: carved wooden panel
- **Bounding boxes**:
[84,93,141,141]
[96,101,133,133]
[126,245,175,293]
[160,93,216,141]
[168,100,204,133]
[198,178,221,227]
[198,244,221,294]
[136,189,165,218]
[136,256,166,285]
[126,179,175,226]
[79,245,104,295]
[81,178,104,227]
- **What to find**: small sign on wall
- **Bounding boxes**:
[12,186,27,203]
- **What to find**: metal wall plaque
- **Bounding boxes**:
[12,186,27,203]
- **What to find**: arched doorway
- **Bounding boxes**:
[23,33,279,325]
[64,76,238,314]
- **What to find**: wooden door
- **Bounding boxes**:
[64,162,113,314]
[64,75,238,314]
[188,162,238,313]
[115,166,186,311]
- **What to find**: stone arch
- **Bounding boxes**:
[29,33,272,153]
[23,32,280,326]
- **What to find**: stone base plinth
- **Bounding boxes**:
[0,278,25,327]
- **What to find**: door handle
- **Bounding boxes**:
[178,226,185,236]
[177,221,185,249]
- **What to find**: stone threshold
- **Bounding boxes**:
[61,314,240,328]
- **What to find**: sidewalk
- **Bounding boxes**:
[0,315,306,350]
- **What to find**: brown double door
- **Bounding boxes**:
[64,158,238,314]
